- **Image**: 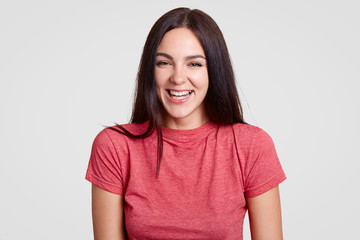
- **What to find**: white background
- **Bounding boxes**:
[1,0,359,239]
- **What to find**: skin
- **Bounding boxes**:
[91,27,284,239]
[247,186,284,239]
[155,28,209,130]
[92,184,126,240]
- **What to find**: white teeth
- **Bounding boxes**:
[168,90,192,100]
[169,90,192,96]
[172,95,188,100]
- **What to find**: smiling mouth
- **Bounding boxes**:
[167,90,193,100]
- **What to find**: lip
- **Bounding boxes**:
[166,89,193,104]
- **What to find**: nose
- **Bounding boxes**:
[170,66,187,85]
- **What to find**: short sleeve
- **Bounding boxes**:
[244,129,286,198]
[85,129,124,195]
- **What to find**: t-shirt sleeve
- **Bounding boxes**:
[85,129,124,195]
[244,129,286,198]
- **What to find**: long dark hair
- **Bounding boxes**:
[111,7,247,177]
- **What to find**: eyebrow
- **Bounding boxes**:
[156,52,206,61]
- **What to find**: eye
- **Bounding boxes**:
[156,61,171,67]
[188,62,203,67]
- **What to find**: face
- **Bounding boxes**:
[155,28,209,129]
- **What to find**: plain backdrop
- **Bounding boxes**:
[1,0,359,239]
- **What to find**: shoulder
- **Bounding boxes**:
[93,122,149,148]
[220,123,276,149]
[221,122,270,139]
[100,122,149,139]
[231,122,264,135]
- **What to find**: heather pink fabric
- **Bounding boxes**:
[85,121,286,239]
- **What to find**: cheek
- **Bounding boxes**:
[154,70,166,88]
[195,72,209,93]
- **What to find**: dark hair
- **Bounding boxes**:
[111,7,247,177]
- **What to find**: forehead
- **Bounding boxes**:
[157,28,205,56]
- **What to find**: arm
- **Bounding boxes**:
[92,184,126,240]
[247,185,283,240]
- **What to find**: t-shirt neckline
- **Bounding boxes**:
[161,121,217,142]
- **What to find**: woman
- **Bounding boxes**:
[86,7,286,239]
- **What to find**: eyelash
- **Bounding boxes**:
[155,61,203,67]
[188,62,202,67]
[156,61,170,66]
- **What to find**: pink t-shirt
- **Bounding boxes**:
[85,121,286,239]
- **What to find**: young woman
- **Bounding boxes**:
[86,7,286,240]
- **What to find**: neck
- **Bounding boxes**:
[161,115,209,130]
